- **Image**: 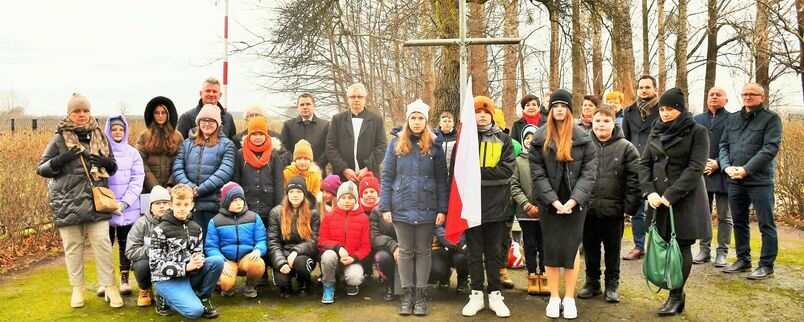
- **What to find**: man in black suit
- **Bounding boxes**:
[281,93,330,171]
[325,83,387,182]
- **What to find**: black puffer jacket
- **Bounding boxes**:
[589,126,642,218]
[37,130,117,227]
[528,125,597,213]
[148,210,204,282]
[267,205,320,269]
[369,209,398,253]
[234,147,287,218]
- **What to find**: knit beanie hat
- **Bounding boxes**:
[220,182,245,208]
[321,174,341,195]
[247,115,269,135]
[658,88,686,112]
[148,185,171,215]
[405,99,430,122]
[474,96,495,115]
[67,93,91,114]
[109,117,126,130]
[336,181,359,202]
[358,171,380,197]
[521,124,538,144]
[286,175,308,195]
[195,104,222,126]
[293,139,314,160]
[549,89,573,111]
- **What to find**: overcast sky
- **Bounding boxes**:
[1,0,801,118]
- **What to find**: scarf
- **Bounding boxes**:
[242,133,273,168]
[652,112,695,143]
[637,96,659,121]
[59,117,110,180]
[522,112,542,126]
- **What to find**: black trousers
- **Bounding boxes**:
[520,221,545,274]
[109,225,132,271]
[374,249,396,282]
[465,220,507,292]
[272,255,316,288]
[582,216,624,281]
[132,258,152,289]
[430,249,469,283]
[672,239,694,295]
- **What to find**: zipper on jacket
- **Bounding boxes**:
[195,142,207,187]
[234,214,240,259]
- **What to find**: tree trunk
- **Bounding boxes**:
[657,0,667,93]
[755,0,771,104]
[798,0,804,102]
[675,0,689,107]
[609,2,637,104]
[431,0,460,121]
[641,0,650,74]
[548,1,560,91]
[591,10,604,98]
[571,0,587,113]
[501,0,520,123]
[421,1,436,107]
[703,0,718,109]
[469,1,489,96]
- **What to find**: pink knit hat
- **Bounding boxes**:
[321,174,341,195]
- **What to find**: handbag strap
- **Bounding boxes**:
[668,206,676,238]
[78,155,96,188]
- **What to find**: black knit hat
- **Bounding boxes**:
[658,88,686,112]
[286,175,308,195]
[549,89,573,111]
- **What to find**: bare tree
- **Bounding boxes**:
[641,0,651,74]
[798,0,804,100]
[571,0,588,111]
[0,90,28,116]
[674,0,689,103]
[657,0,667,93]
[600,0,637,103]
[431,0,461,121]
[501,0,521,122]
[469,0,490,96]
[589,5,604,98]
[117,101,131,116]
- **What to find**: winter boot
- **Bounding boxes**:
[577,279,602,299]
[499,268,515,289]
[399,287,414,315]
[527,273,540,295]
[119,271,132,296]
[413,287,428,316]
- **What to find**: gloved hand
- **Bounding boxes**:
[50,146,82,169]
[89,154,115,171]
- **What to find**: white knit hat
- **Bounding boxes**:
[405,99,430,122]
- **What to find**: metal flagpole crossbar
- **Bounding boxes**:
[403,0,520,111]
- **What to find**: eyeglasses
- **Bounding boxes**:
[348,95,366,100]
[199,119,217,125]
[740,93,762,98]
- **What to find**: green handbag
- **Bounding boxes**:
[643,206,684,291]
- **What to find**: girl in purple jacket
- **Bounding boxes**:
[104,115,145,296]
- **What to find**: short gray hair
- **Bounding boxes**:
[346,83,367,96]
[202,77,221,88]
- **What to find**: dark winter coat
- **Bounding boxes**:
[205,208,268,261]
[622,100,660,155]
[368,209,398,253]
[317,206,372,262]
[325,109,387,180]
[177,100,237,141]
[433,225,465,252]
[37,130,117,227]
[638,120,712,241]
[125,212,161,262]
[510,151,537,222]
[267,205,321,269]
[694,108,730,193]
[172,131,237,212]
[233,147,286,217]
[379,127,449,224]
[528,125,597,214]
[434,127,457,175]
[280,114,330,170]
[137,96,184,193]
[510,111,548,145]
[718,105,782,186]
[589,125,642,218]
[148,210,204,282]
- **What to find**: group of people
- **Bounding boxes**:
[37,75,782,320]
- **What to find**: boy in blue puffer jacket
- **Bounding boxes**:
[205,182,268,298]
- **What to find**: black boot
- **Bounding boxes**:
[200,297,219,319]
[298,280,310,297]
[657,291,685,316]
[456,277,470,294]
[399,287,414,315]
[604,279,620,303]
[384,282,397,301]
[413,287,428,316]
[577,279,602,299]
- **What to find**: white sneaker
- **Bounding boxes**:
[546,297,561,318]
[488,291,511,317]
[461,290,485,316]
[562,297,577,319]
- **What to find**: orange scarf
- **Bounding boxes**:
[243,134,272,168]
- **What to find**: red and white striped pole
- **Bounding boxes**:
[222,0,229,110]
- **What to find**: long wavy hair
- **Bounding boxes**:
[543,105,575,162]
[143,105,180,155]
[281,195,313,241]
[394,123,435,156]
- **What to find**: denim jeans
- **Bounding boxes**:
[155,256,224,319]
[630,202,647,251]
[729,184,777,268]
[698,192,732,254]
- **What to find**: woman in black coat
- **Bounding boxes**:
[638,88,712,316]
[529,89,597,319]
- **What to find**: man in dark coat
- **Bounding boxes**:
[281,93,330,171]
[325,83,387,182]
[692,86,732,267]
[176,77,237,140]
[719,83,782,280]
[621,75,660,260]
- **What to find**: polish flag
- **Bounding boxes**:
[445,78,482,244]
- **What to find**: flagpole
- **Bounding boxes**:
[458,0,467,113]
[222,0,229,109]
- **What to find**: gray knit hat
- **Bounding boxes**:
[337,181,359,206]
[148,185,171,215]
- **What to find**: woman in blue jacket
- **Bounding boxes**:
[172,105,237,234]
[379,99,449,316]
